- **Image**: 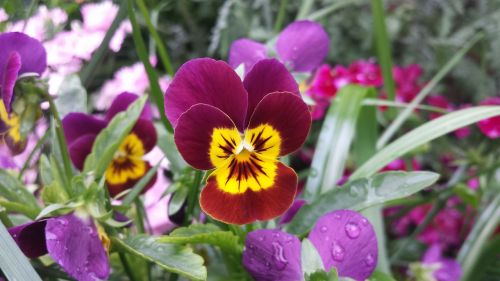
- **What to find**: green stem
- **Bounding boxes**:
[274,0,289,33]
[0,209,13,228]
[458,192,500,281]
[119,253,141,281]
[371,0,396,102]
[134,199,146,234]
[18,130,48,180]
[135,0,174,76]
[184,170,203,225]
[296,0,314,19]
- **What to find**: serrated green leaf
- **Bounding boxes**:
[306,268,339,281]
[41,181,69,204]
[112,235,207,281]
[158,223,242,255]
[287,171,439,235]
[83,96,147,176]
[305,85,371,200]
[55,74,87,117]
[0,170,40,218]
[301,238,324,276]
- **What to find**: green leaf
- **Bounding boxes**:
[157,223,241,255]
[121,160,161,206]
[54,74,87,117]
[39,154,53,186]
[351,106,500,180]
[367,270,397,281]
[301,238,324,276]
[112,235,207,281]
[168,186,188,216]
[156,123,188,173]
[287,171,439,235]
[83,96,147,176]
[0,170,40,218]
[36,202,81,220]
[304,85,371,200]
[41,181,69,204]
[0,222,42,281]
[305,268,339,281]
[468,237,500,281]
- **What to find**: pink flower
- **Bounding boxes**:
[477,97,500,138]
[347,59,383,87]
[426,95,452,120]
[393,64,423,103]
[0,8,8,22]
[381,158,421,172]
[7,6,67,41]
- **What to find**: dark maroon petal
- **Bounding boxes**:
[276,20,329,72]
[105,92,152,121]
[243,59,299,125]
[164,58,248,130]
[45,214,110,281]
[174,103,237,170]
[0,32,47,78]
[62,113,106,146]
[308,210,378,281]
[132,118,157,153]
[243,229,302,281]
[279,199,306,225]
[2,52,21,112]
[247,92,311,156]
[228,38,267,74]
[8,220,48,258]
[68,134,96,170]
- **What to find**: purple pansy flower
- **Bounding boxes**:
[243,210,378,281]
[9,213,110,281]
[422,244,462,281]
[0,32,47,154]
[62,92,157,196]
[229,20,329,74]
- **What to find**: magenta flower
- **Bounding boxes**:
[164,58,311,224]
[477,97,500,138]
[9,213,110,281]
[393,64,423,103]
[243,210,378,281]
[426,95,452,120]
[422,244,462,281]
[229,20,329,74]
[62,92,157,197]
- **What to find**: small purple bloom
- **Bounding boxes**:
[422,244,462,281]
[243,229,303,281]
[243,210,378,281]
[8,213,110,281]
[229,20,329,74]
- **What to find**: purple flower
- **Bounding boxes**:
[229,20,329,74]
[422,244,461,281]
[62,92,157,197]
[9,213,110,281]
[243,210,378,281]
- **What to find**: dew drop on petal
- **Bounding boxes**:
[331,240,345,262]
[334,213,342,220]
[364,254,375,267]
[258,236,265,242]
[360,218,369,226]
[271,242,288,271]
[320,226,328,233]
[344,222,361,239]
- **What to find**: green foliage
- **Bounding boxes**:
[287,171,439,235]
[301,238,324,276]
[305,268,339,281]
[0,170,41,219]
[54,74,88,117]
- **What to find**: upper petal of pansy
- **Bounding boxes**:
[62,113,106,146]
[2,52,21,112]
[0,32,47,78]
[243,59,299,125]
[247,92,311,156]
[228,38,267,74]
[105,92,152,121]
[132,118,157,153]
[276,20,329,72]
[8,220,48,258]
[174,103,239,170]
[308,210,378,281]
[200,162,297,225]
[45,214,110,281]
[243,229,302,281]
[164,58,248,130]
[68,134,96,170]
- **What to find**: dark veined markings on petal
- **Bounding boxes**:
[105,133,147,184]
[208,124,282,194]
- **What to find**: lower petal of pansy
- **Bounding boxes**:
[243,229,302,281]
[8,219,48,258]
[106,160,157,197]
[175,103,240,170]
[2,112,27,155]
[45,214,110,281]
[200,162,297,225]
[308,210,378,281]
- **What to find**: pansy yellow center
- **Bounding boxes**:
[0,100,22,143]
[105,133,147,185]
[209,124,281,194]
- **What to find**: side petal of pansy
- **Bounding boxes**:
[105,92,153,122]
[8,219,49,258]
[242,229,302,281]
[62,113,107,146]
[0,32,47,77]
[164,58,248,130]
[68,135,96,170]
[275,20,330,72]
[2,52,21,112]
[308,210,378,281]
[200,162,297,225]
[228,38,267,74]
[247,92,311,156]
[243,59,300,125]
[45,214,110,281]
[131,118,157,153]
